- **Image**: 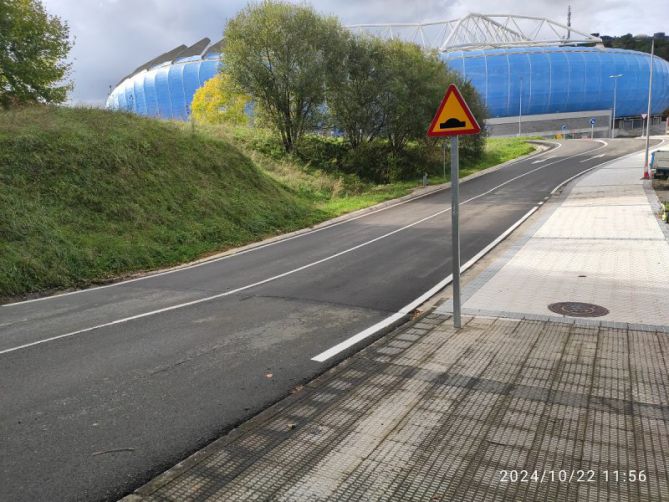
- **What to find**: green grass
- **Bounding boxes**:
[201,125,538,216]
[313,137,538,216]
[0,107,321,299]
[0,107,538,300]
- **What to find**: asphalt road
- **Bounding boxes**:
[0,139,652,501]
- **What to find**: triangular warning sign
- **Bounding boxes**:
[427,84,481,137]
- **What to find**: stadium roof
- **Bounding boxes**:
[348,13,603,52]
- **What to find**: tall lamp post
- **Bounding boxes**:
[643,38,655,179]
[518,77,523,137]
[609,74,623,139]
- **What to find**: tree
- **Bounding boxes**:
[222,1,346,152]
[452,79,488,162]
[327,35,389,148]
[375,39,487,159]
[0,0,72,108]
[191,72,250,126]
[330,36,487,150]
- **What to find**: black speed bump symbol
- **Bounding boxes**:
[440,117,466,129]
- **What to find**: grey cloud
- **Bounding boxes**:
[42,0,669,106]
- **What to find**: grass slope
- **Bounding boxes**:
[0,106,536,300]
[0,107,320,299]
[199,125,537,217]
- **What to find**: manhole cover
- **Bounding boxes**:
[548,302,609,317]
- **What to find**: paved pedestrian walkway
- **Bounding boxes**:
[440,142,669,327]
[124,314,669,501]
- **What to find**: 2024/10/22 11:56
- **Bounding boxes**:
[499,470,648,483]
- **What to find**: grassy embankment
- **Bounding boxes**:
[0,106,535,300]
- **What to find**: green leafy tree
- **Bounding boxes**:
[222,1,346,152]
[0,0,72,108]
[330,36,487,148]
[191,72,250,126]
[379,40,487,154]
[327,35,389,148]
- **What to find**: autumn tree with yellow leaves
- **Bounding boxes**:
[190,73,250,126]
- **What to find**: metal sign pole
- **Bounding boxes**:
[426,84,479,331]
[450,136,462,329]
[442,141,447,181]
[644,38,655,178]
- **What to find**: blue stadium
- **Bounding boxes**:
[106,37,222,121]
[442,46,669,119]
[107,14,669,135]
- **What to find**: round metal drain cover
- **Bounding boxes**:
[548,302,609,317]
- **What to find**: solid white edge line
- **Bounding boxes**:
[579,153,606,163]
[0,205,455,356]
[310,205,539,363]
[550,138,667,195]
[2,140,564,308]
[0,140,599,357]
[311,137,669,363]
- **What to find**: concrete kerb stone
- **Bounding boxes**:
[643,180,669,241]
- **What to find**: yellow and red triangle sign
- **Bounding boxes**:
[427,84,481,137]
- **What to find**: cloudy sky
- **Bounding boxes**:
[42,0,669,106]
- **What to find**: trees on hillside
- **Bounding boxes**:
[0,0,72,108]
[325,36,388,149]
[222,1,346,153]
[221,0,488,181]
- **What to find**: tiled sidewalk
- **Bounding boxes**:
[442,145,669,327]
[124,314,669,501]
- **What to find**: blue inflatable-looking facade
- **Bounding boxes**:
[107,42,669,121]
[442,46,669,118]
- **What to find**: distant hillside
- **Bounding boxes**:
[599,33,669,62]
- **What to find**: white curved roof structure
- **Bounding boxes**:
[348,13,603,52]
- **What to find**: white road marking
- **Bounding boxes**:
[311,205,541,362]
[2,142,563,308]
[312,139,669,364]
[0,141,604,356]
[580,153,605,163]
[532,158,549,164]
[551,139,667,195]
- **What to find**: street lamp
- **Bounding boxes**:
[518,77,523,137]
[609,74,623,139]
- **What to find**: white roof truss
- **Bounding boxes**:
[348,13,602,52]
